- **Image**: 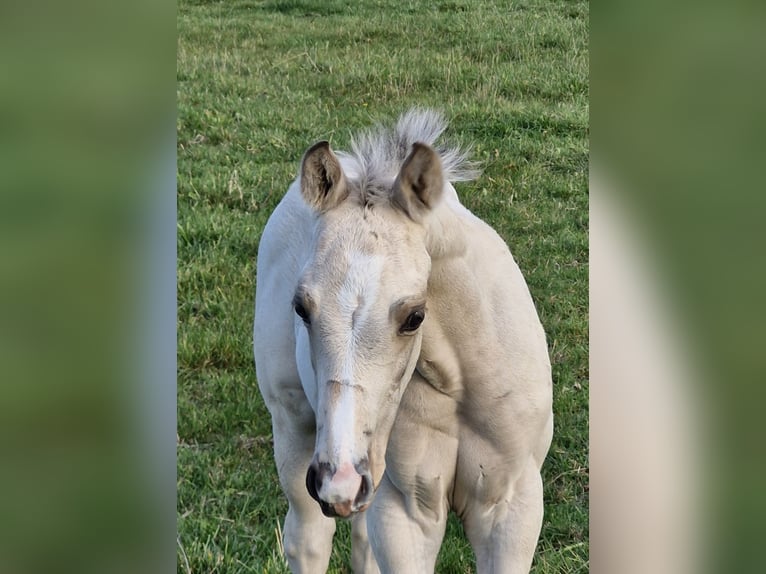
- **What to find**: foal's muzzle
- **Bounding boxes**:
[306,459,374,518]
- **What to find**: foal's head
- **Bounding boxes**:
[295,140,444,517]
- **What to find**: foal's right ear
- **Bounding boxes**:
[300,141,348,212]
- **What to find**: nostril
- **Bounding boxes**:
[305,465,320,502]
[354,472,373,507]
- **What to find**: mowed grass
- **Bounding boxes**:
[177,0,588,572]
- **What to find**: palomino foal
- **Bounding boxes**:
[254,109,553,574]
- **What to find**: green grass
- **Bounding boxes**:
[177,0,588,572]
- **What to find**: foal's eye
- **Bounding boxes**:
[294,301,310,324]
[400,309,425,333]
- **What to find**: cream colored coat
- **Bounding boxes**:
[254,110,553,574]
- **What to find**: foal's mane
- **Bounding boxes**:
[336,108,480,207]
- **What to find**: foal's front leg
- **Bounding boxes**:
[366,474,448,574]
[270,394,336,573]
[461,456,545,574]
[351,512,380,574]
[365,373,458,573]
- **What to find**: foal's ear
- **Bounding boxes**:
[392,143,444,221]
[301,141,348,212]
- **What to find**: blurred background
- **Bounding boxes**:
[592,0,766,572]
[0,0,764,572]
[0,1,174,573]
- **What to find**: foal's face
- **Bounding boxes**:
[297,206,429,515]
[296,140,444,517]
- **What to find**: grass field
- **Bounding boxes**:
[177,0,588,572]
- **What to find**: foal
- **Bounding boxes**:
[254,109,553,573]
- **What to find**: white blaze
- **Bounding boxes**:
[327,252,382,464]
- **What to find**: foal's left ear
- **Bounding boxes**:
[301,141,349,212]
[392,143,444,221]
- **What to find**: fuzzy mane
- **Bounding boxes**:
[335,108,480,206]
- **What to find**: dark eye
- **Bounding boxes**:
[294,301,310,324]
[400,309,424,333]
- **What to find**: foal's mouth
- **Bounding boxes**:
[317,499,371,519]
